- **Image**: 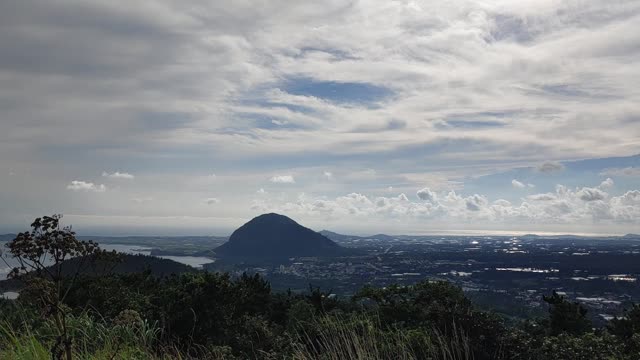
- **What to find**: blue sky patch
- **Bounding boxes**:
[281,77,393,105]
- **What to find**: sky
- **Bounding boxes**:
[0,0,639,236]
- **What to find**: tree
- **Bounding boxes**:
[4,215,115,360]
[543,291,592,336]
[609,303,640,339]
[353,280,506,360]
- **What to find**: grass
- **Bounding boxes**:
[0,307,167,360]
[290,313,473,360]
[0,304,473,359]
[0,310,238,360]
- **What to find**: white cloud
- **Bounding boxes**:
[577,187,607,202]
[323,171,333,180]
[527,193,557,201]
[257,188,266,194]
[465,194,488,211]
[271,119,288,126]
[251,180,640,230]
[493,199,511,207]
[599,178,614,189]
[270,175,295,184]
[102,171,134,179]
[67,181,106,192]
[511,179,526,188]
[205,198,220,205]
[131,197,153,203]
[613,190,640,206]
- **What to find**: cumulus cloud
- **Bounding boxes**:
[599,178,614,189]
[67,181,106,192]
[417,187,437,202]
[511,179,526,188]
[251,179,640,229]
[535,162,565,173]
[577,187,607,202]
[465,194,488,211]
[493,199,511,207]
[270,175,295,184]
[527,193,557,201]
[616,190,640,206]
[102,171,134,179]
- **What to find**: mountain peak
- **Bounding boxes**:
[214,213,347,259]
[249,213,298,224]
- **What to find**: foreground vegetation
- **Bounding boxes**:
[2,273,640,359]
[1,216,640,359]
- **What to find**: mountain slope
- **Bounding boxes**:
[53,253,197,277]
[214,213,347,259]
[0,253,195,292]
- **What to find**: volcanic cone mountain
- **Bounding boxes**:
[214,213,347,259]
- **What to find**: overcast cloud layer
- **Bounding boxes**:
[1,1,639,235]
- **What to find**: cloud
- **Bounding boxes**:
[511,179,526,188]
[270,175,295,184]
[250,179,640,230]
[599,178,614,189]
[257,188,266,194]
[323,171,333,180]
[205,198,220,205]
[576,187,607,202]
[527,193,557,201]
[535,162,565,173]
[131,197,153,203]
[271,119,288,126]
[1,1,640,234]
[67,181,106,192]
[465,194,488,211]
[600,167,640,177]
[615,190,640,206]
[417,187,437,202]
[493,199,511,207]
[102,171,134,179]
